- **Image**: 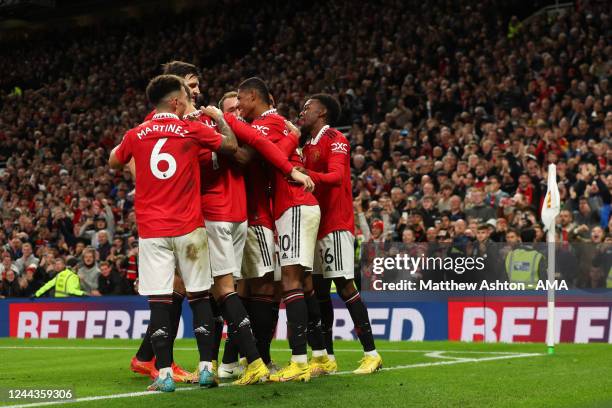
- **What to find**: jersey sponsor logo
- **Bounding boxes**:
[330,142,348,154]
[253,125,269,136]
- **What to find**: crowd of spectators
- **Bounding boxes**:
[0,0,611,297]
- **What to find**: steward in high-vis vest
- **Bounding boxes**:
[504,228,546,285]
[34,258,86,298]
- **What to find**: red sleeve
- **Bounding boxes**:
[309,135,349,187]
[189,122,222,152]
[114,131,133,164]
[225,113,293,175]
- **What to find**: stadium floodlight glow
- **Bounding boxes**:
[541,164,561,355]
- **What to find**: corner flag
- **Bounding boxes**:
[541,164,560,231]
[541,164,560,355]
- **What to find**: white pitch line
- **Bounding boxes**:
[3,352,543,408]
[0,346,533,355]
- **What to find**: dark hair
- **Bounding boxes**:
[309,93,341,125]
[520,228,536,242]
[506,228,519,236]
[161,61,199,78]
[146,75,184,106]
[238,77,271,105]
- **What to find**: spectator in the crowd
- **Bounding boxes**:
[573,197,601,229]
[0,253,19,277]
[97,261,131,295]
[78,248,101,295]
[96,230,112,261]
[466,188,496,223]
[3,237,22,260]
[18,263,44,297]
[1,269,22,297]
[14,242,39,275]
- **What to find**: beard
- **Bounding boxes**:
[299,124,312,147]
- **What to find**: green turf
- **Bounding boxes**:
[0,339,611,408]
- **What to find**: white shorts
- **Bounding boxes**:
[242,225,275,279]
[138,227,212,295]
[205,220,247,279]
[313,230,355,279]
[275,205,320,269]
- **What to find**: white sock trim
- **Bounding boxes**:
[291,354,308,364]
[219,362,238,370]
[199,361,212,372]
[365,350,379,357]
[328,354,336,361]
[312,349,327,358]
[158,367,173,378]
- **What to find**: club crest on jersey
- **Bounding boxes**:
[331,142,348,154]
[308,149,320,164]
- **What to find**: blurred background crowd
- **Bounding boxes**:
[0,0,610,297]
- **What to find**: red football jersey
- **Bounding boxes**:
[114,113,222,238]
[185,110,247,223]
[244,157,274,229]
[199,149,247,222]
[303,125,354,239]
[251,110,318,220]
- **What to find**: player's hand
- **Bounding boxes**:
[200,105,223,121]
[290,168,315,192]
[285,120,300,138]
[294,166,308,175]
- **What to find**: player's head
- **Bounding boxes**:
[298,93,341,134]
[237,77,272,120]
[146,75,190,117]
[161,60,200,103]
[219,91,239,115]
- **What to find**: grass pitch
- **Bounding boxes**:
[0,338,611,408]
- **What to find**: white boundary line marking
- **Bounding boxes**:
[3,351,543,408]
[0,346,532,355]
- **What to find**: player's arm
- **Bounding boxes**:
[305,154,344,186]
[224,115,314,191]
[223,113,293,174]
[199,106,237,154]
[108,131,132,169]
[302,136,348,187]
[232,146,256,167]
[127,158,136,178]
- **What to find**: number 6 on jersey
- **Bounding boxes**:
[150,138,177,179]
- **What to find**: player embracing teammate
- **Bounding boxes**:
[299,94,382,374]
[118,68,381,391]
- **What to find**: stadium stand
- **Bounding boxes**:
[0,0,611,297]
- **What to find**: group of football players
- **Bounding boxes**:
[108,61,382,392]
